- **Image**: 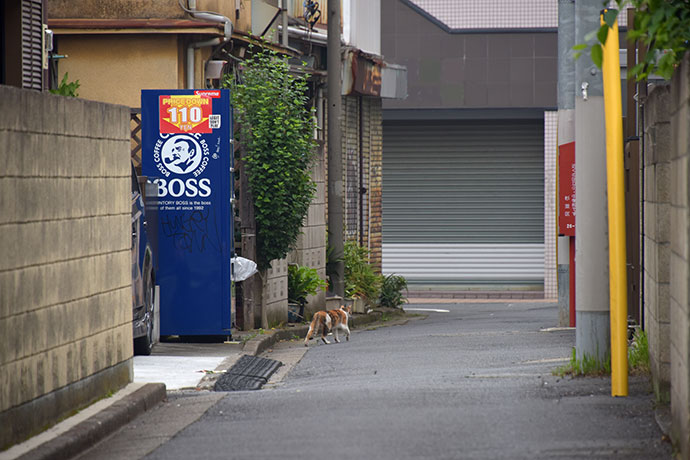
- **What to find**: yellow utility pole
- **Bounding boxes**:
[601,11,628,397]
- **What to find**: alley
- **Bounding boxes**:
[75,301,670,460]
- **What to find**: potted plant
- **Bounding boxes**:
[344,241,382,313]
[288,264,327,322]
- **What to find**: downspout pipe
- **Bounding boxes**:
[181,0,233,89]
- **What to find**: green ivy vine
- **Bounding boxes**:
[577,1,690,80]
[226,48,317,270]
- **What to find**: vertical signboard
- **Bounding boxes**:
[142,89,233,335]
[558,141,576,236]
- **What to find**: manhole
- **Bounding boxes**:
[214,355,282,391]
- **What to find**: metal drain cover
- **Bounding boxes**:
[214,355,282,391]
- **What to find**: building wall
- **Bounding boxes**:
[544,111,557,299]
[344,0,381,55]
[368,98,384,272]
[339,95,383,272]
[668,56,690,459]
[47,0,184,18]
[291,143,327,317]
[0,86,132,449]
[381,0,557,110]
[55,35,180,108]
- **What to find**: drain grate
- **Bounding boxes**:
[214,355,282,391]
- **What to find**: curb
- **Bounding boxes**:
[17,383,166,460]
[242,310,403,356]
[655,404,671,439]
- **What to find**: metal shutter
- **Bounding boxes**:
[21,0,43,90]
[382,119,544,285]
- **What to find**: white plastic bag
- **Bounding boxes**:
[232,256,258,282]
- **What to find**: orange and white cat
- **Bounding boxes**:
[304,305,352,346]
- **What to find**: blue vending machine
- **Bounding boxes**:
[141,89,233,336]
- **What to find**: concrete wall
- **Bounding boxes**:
[668,56,690,459]
[643,83,672,401]
[0,86,132,449]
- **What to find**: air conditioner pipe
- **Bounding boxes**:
[182,0,233,89]
[278,25,330,45]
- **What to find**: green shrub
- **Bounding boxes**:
[629,329,650,374]
[50,73,80,97]
[288,264,326,306]
[226,47,316,270]
[344,241,381,305]
[379,274,408,309]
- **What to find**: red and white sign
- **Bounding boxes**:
[194,90,221,98]
[558,141,575,236]
[159,95,213,134]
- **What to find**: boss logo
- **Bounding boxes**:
[152,133,212,198]
[155,178,211,198]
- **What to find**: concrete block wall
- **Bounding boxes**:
[264,258,288,327]
[0,86,132,449]
[668,56,690,459]
[643,83,672,400]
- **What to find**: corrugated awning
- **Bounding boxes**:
[342,48,407,99]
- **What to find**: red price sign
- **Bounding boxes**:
[558,141,576,236]
[159,95,213,133]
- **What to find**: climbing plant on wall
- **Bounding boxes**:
[575,1,690,80]
[226,47,316,271]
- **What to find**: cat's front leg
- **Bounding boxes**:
[333,327,340,343]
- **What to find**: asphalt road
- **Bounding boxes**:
[81,301,672,459]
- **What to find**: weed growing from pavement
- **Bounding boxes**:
[240,333,259,345]
[554,332,650,378]
[628,329,650,375]
[553,348,611,377]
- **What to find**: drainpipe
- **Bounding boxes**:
[181,0,233,89]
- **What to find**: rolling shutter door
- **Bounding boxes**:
[382,119,544,285]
